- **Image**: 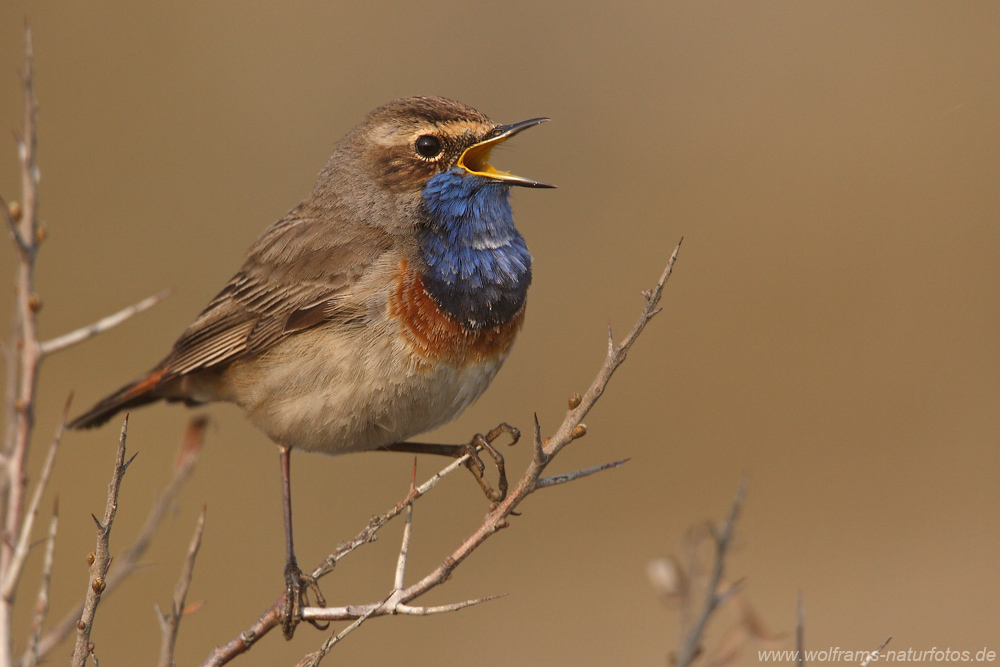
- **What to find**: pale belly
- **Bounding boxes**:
[217,321,508,453]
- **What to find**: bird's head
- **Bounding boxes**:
[314,96,552,233]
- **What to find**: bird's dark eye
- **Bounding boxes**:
[415,135,443,159]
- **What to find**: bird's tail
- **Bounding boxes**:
[68,367,168,429]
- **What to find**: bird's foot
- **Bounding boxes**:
[281,561,328,640]
[462,422,520,504]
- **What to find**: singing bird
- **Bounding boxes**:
[69,96,552,636]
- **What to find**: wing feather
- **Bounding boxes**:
[158,209,394,380]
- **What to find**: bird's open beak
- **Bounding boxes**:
[457,118,555,188]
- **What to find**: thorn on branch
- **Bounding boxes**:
[532,413,545,464]
[535,458,629,490]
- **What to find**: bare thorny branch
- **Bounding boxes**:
[201,241,683,666]
[20,417,208,667]
[70,418,135,667]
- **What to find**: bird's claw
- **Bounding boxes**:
[462,423,520,504]
[281,562,328,639]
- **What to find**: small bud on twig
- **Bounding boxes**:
[87,553,95,566]
[28,294,42,312]
[571,424,587,439]
[91,577,104,594]
[8,200,22,221]
[568,393,581,409]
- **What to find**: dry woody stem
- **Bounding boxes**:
[70,418,135,667]
[157,507,207,667]
[23,499,56,667]
[0,28,42,667]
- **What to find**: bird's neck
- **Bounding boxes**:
[418,169,532,330]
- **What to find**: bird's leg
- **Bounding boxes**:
[278,445,327,640]
[378,423,520,503]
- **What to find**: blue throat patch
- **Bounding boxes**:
[419,168,532,329]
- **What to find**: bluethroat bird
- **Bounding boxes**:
[68,96,552,637]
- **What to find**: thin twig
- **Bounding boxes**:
[301,594,504,623]
[534,458,629,489]
[71,417,135,667]
[23,499,56,667]
[0,394,70,604]
[859,637,892,667]
[26,417,207,666]
[394,463,417,591]
[39,290,170,356]
[157,506,207,667]
[674,476,748,667]
[796,593,804,667]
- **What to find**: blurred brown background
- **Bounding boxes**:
[1,2,998,665]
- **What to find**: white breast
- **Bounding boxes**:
[218,320,508,454]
